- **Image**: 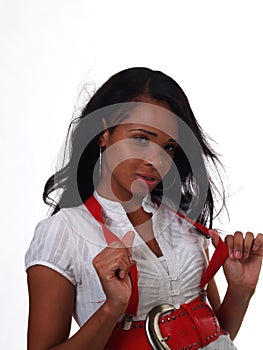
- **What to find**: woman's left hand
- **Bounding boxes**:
[211,231,263,291]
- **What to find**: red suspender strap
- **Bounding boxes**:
[84,195,139,316]
[84,195,229,315]
[152,199,229,289]
[172,208,229,288]
[200,237,229,289]
[84,195,120,245]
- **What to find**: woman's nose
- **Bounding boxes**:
[143,145,164,169]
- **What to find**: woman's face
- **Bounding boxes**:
[98,101,178,204]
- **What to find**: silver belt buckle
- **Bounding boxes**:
[145,304,174,350]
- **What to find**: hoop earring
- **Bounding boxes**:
[99,147,102,176]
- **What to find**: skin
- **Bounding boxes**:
[27,100,263,350]
[97,101,178,210]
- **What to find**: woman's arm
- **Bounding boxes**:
[27,266,125,350]
[27,231,135,350]
[215,282,253,340]
[205,248,221,312]
[27,265,74,349]
[207,231,263,340]
[206,278,221,312]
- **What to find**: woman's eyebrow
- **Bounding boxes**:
[129,128,157,137]
[129,128,177,143]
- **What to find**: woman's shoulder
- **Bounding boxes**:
[31,205,84,239]
[25,206,87,286]
[33,203,106,249]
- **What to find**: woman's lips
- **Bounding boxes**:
[135,173,160,187]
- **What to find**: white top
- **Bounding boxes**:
[25,193,237,349]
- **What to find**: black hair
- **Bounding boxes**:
[43,67,226,227]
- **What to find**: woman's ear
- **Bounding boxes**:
[99,131,108,147]
[99,118,109,147]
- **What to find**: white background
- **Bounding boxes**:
[0,1,262,349]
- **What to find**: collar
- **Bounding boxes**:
[93,191,158,224]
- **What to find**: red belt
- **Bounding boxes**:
[84,195,229,349]
[105,295,227,350]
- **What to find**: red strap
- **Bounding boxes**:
[152,199,229,288]
[84,195,139,315]
[126,264,139,315]
[84,195,229,315]
[200,236,229,288]
[84,195,120,244]
[173,208,229,288]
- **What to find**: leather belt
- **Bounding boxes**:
[105,295,227,350]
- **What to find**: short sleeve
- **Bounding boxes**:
[25,211,82,286]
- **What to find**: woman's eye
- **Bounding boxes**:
[165,144,177,153]
[133,135,149,144]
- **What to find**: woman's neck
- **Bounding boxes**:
[96,183,146,214]
[96,185,163,257]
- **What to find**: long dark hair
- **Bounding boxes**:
[43,67,226,227]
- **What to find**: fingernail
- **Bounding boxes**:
[252,244,258,251]
[118,270,125,279]
[235,251,242,259]
[244,251,249,259]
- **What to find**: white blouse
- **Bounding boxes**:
[25,193,237,349]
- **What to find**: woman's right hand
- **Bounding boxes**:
[92,231,135,313]
[27,230,135,350]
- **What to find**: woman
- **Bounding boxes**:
[25,67,262,349]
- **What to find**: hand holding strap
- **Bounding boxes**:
[85,195,229,316]
[84,195,139,315]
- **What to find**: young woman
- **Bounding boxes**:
[25,67,262,350]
